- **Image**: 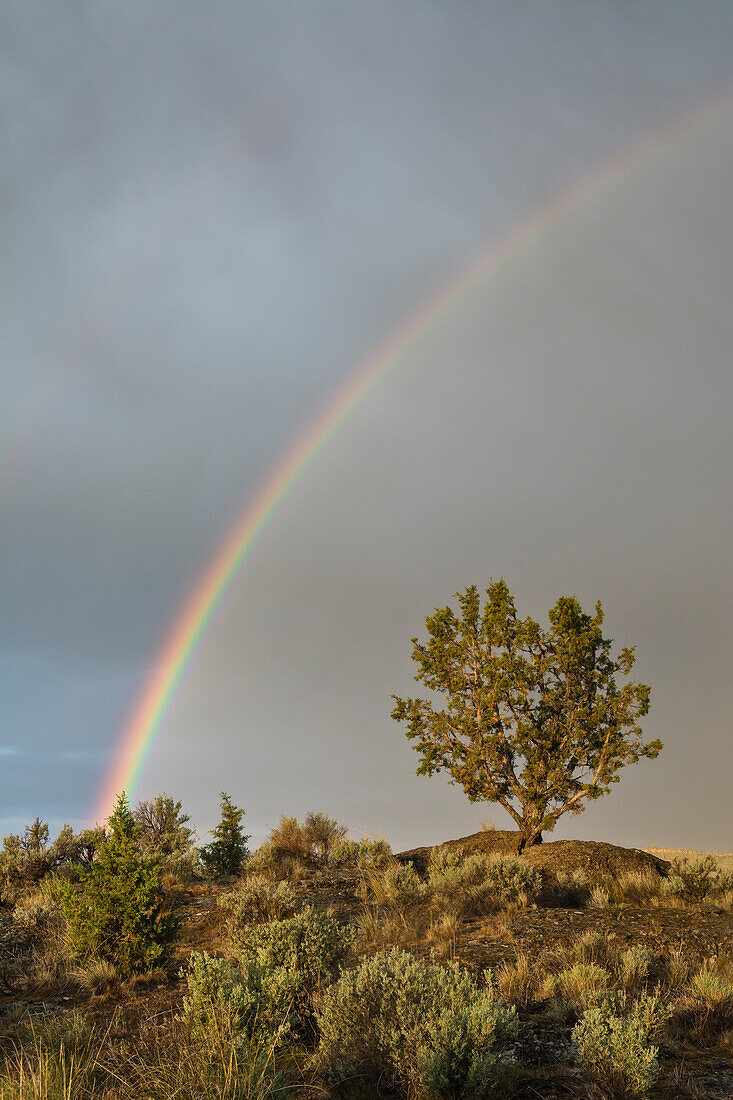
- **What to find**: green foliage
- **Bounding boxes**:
[218,876,299,945]
[428,850,541,916]
[238,906,354,1031]
[133,793,198,876]
[392,580,659,850]
[572,1003,659,1097]
[62,792,177,978]
[180,951,293,1048]
[550,964,612,1013]
[330,835,393,868]
[315,947,517,1098]
[200,792,250,878]
[0,819,105,902]
[667,855,733,900]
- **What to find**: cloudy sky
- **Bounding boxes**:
[2,2,732,851]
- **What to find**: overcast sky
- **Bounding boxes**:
[2,2,732,851]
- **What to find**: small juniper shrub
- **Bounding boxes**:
[315,947,517,1099]
[200,793,250,879]
[572,1001,659,1098]
[62,793,177,979]
[218,875,298,947]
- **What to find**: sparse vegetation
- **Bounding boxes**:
[2,791,731,1098]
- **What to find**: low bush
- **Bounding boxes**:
[218,876,298,944]
[668,856,733,901]
[575,932,615,970]
[428,851,540,917]
[180,951,293,1048]
[572,1002,659,1097]
[330,835,393,869]
[360,862,429,912]
[550,964,612,1012]
[315,947,517,1098]
[238,906,354,1033]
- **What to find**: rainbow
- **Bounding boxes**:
[94,87,732,823]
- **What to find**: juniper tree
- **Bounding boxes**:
[134,792,197,874]
[392,580,661,851]
[63,792,176,976]
[200,792,250,877]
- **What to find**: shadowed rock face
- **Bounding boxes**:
[397,830,670,881]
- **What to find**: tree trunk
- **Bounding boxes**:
[516,827,543,854]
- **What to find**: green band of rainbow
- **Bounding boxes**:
[93,87,732,823]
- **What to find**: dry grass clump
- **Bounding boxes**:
[575,932,616,970]
[547,963,612,1013]
[496,952,538,1007]
[673,969,733,1040]
[617,946,657,992]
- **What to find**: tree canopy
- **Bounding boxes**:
[391,580,661,850]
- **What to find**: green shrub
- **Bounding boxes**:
[62,793,177,978]
[239,906,354,1031]
[133,793,198,878]
[218,876,299,945]
[361,862,429,911]
[428,850,541,917]
[552,964,611,1011]
[180,951,293,1048]
[200,793,250,878]
[572,1003,659,1097]
[315,947,517,1098]
[669,855,733,900]
[331,836,393,868]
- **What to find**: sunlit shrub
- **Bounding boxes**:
[315,947,517,1098]
[218,875,298,944]
[572,1003,659,1097]
[428,850,540,917]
